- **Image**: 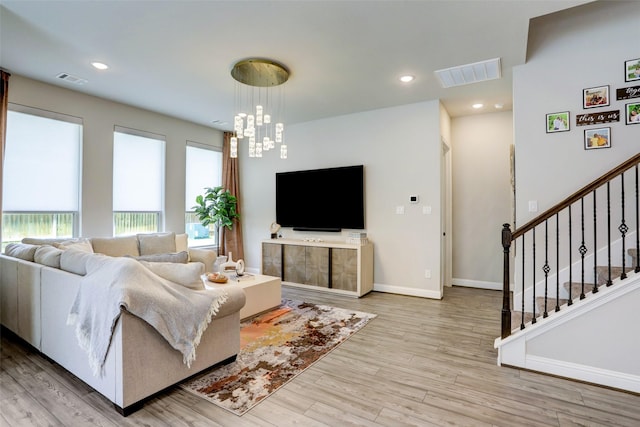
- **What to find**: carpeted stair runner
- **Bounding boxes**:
[510,248,637,332]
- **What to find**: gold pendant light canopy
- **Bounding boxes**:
[231,59,289,87]
[229,59,290,160]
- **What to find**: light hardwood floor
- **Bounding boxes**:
[1,285,639,426]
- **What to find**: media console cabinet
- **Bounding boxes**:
[261,239,373,297]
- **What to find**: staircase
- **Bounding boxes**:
[495,154,640,393]
[510,248,637,332]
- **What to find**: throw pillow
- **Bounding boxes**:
[176,233,189,253]
[138,260,205,290]
[91,235,139,257]
[53,238,94,253]
[34,245,64,268]
[130,251,189,263]
[4,243,39,261]
[138,232,176,256]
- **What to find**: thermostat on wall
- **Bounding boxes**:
[410,195,419,204]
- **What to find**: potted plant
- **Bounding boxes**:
[193,186,240,256]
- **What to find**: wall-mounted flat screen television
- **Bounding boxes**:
[276,165,365,231]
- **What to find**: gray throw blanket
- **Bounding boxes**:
[67,256,228,377]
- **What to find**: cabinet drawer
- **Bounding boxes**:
[262,243,282,277]
[283,245,305,283]
[305,246,329,287]
[331,248,357,292]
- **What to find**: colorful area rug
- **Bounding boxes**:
[180,299,376,416]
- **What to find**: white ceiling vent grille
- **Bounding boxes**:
[435,58,501,88]
[56,72,88,85]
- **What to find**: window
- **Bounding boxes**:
[185,142,222,247]
[113,127,165,236]
[2,106,82,250]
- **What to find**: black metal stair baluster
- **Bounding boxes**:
[620,172,628,280]
[606,182,612,286]
[532,227,537,324]
[501,224,512,339]
[521,234,526,330]
[568,205,573,306]
[593,189,599,294]
[580,198,587,300]
[555,213,560,312]
[543,220,550,318]
[636,165,639,273]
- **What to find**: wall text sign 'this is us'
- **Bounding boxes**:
[576,110,620,127]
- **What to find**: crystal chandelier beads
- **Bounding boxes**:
[230,59,289,160]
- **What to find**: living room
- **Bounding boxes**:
[1,0,639,425]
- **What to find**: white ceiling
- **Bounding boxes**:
[0,0,592,131]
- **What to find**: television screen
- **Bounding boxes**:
[276,165,365,231]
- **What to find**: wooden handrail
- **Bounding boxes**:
[512,153,640,240]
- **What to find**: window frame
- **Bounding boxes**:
[112,126,166,236]
[185,141,223,248]
[2,104,82,248]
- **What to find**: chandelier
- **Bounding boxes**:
[230,59,289,159]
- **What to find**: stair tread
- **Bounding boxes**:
[595,265,635,285]
[510,257,639,334]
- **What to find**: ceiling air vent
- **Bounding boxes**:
[56,72,88,85]
[435,58,501,88]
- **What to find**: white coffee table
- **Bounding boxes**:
[205,273,282,320]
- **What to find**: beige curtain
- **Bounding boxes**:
[0,70,10,244]
[220,132,244,261]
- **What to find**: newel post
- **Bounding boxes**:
[501,224,512,339]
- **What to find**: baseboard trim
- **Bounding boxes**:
[373,283,442,299]
[526,355,640,393]
[452,278,502,290]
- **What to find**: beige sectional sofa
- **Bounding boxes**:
[0,232,246,415]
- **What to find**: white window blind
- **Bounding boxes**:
[185,143,222,210]
[3,109,82,211]
[113,128,165,212]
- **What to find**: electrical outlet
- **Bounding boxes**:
[425,269,431,279]
[396,206,405,215]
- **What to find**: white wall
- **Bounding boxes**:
[7,75,223,238]
[240,100,448,298]
[451,111,513,288]
[514,0,640,227]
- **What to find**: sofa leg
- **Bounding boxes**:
[115,401,144,417]
[221,354,237,364]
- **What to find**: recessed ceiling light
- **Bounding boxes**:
[494,103,504,109]
[91,62,109,70]
[399,75,415,83]
[472,103,484,109]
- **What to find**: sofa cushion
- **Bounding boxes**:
[130,251,189,264]
[138,232,176,255]
[53,238,94,253]
[4,243,39,261]
[91,235,139,257]
[138,260,205,290]
[34,245,64,268]
[60,250,101,276]
[22,237,69,245]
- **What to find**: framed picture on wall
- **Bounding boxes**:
[546,111,570,133]
[584,127,611,150]
[626,102,640,125]
[583,85,610,109]
[625,58,640,82]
